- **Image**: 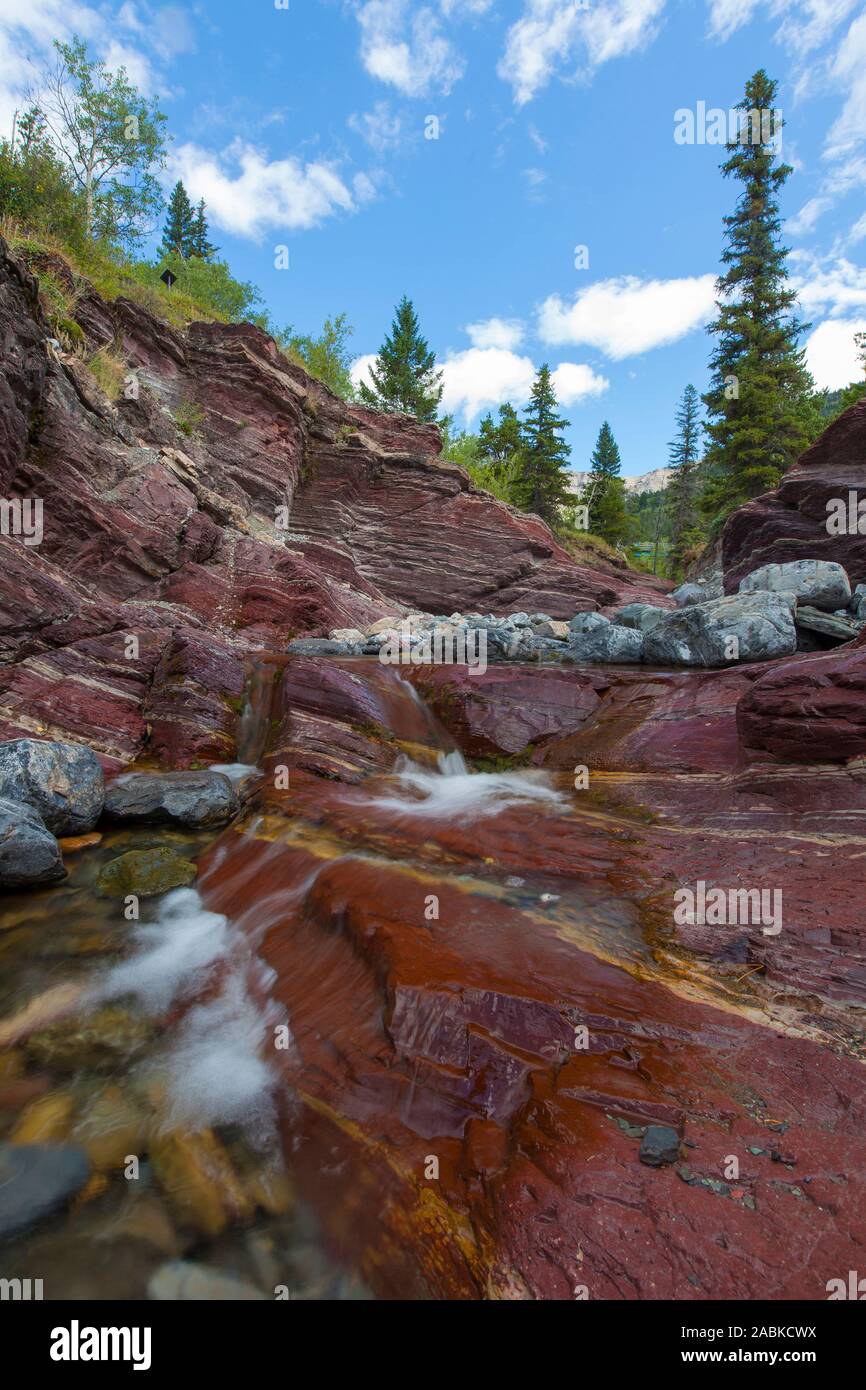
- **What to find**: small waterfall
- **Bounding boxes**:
[236,654,286,766]
[366,749,566,821]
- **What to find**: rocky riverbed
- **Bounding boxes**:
[1,233,865,1300]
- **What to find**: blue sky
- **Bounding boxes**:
[3,1,865,477]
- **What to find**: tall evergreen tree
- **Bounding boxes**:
[586,421,629,544]
[358,295,443,421]
[667,384,704,575]
[512,365,572,525]
[190,198,218,259]
[160,179,194,258]
[701,70,816,523]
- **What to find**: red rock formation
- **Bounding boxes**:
[737,628,866,763]
[0,235,669,762]
[198,657,866,1299]
[723,396,866,591]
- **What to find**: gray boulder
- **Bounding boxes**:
[531,619,570,640]
[670,583,705,608]
[852,584,866,621]
[104,770,239,829]
[569,611,610,634]
[0,738,104,836]
[644,591,797,668]
[0,1143,90,1240]
[0,796,65,887]
[565,623,644,664]
[739,559,851,612]
[794,606,860,644]
[614,602,668,633]
[287,638,362,656]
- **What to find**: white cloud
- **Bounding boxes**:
[465,317,525,349]
[550,360,609,404]
[805,317,866,388]
[354,339,607,422]
[348,100,404,153]
[351,353,378,392]
[440,345,607,421]
[792,252,866,315]
[537,273,717,358]
[357,0,465,98]
[0,0,187,135]
[441,347,537,419]
[498,0,665,106]
[169,140,359,239]
[825,10,866,159]
[788,195,833,236]
[706,0,764,42]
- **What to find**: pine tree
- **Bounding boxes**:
[667,385,704,575]
[511,365,572,525]
[585,420,629,544]
[701,70,816,524]
[358,295,443,421]
[190,198,218,259]
[160,180,194,258]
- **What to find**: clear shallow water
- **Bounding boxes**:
[0,665,575,1300]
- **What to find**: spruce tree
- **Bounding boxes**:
[586,420,629,544]
[190,198,218,259]
[667,385,704,575]
[358,295,443,421]
[701,70,816,523]
[512,365,572,525]
[160,180,194,258]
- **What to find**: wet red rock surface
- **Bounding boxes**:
[198,657,866,1300]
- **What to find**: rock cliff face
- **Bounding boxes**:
[723,397,866,591]
[0,237,666,767]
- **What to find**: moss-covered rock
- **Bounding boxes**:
[97,847,197,898]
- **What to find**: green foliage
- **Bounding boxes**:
[190,199,218,259]
[358,295,443,421]
[37,36,168,249]
[160,181,194,258]
[583,421,631,545]
[667,385,705,576]
[440,419,519,502]
[160,183,217,261]
[510,365,572,525]
[173,399,205,437]
[701,70,816,525]
[0,108,86,243]
[143,250,264,322]
[87,343,126,400]
[279,313,355,399]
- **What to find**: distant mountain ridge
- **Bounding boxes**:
[568,467,673,496]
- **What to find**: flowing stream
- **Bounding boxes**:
[0,654,610,1300]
